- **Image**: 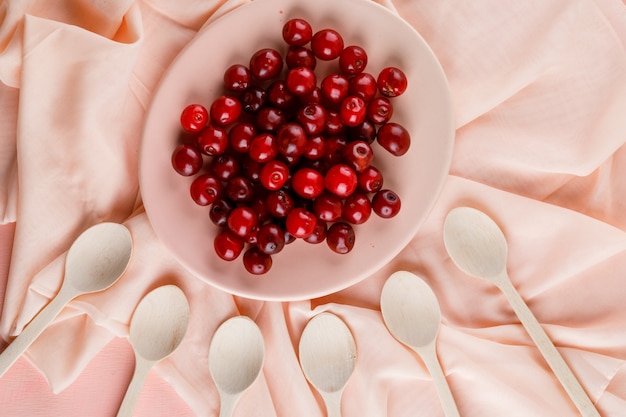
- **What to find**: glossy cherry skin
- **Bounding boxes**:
[342,140,373,173]
[256,223,286,255]
[348,73,377,102]
[358,165,384,193]
[325,164,357,197]
[227,206,258,237]
[276,122,307,157]
[223,64,251,92]
[296,103,327,136]
[304,134,326,160]
[180,104,209,133]
[248,133,278,163]
[285,207,317,238]
[377,122,411,156]
[366,97,393,125]
[260,159,289,191]
[229,122,257,153]
[267,80,296,109]
[214,228,245,261]
[377,66,408,97]
[241,86,267,114]
[340,96,367,127]
[197,124,228,156]
[343,192,372,224]
[265,189,294,217]
[190,174,222,206]
[326,222,355,254]
[255,107,286,132]
[372,189,401,218]
[339,45,368,75]
[321,74,349,104]
[282,18,313,46]
[347,119,376,144]
[210,95,242,126]
[312,192,343,222]
[225,176,255,203]
[249,48,283,81]
[286,66,317,96]
[209,198,236,227]
[303,218,327,244]
[286,46,317,70]
[171,144,203,176]
[291,167,325,199]
[210,154,240,181]
[243,246,272,274]
[311,29,344,60]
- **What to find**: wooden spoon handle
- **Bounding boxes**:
[417,343,460,417]
[116,355,153,417]
[0,285,74,378]
[497,273,600,417]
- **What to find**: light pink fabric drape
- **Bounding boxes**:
[1,0,625,415]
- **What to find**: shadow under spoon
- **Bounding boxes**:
[443,206,600,417]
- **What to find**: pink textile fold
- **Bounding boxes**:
[1,0,626,416]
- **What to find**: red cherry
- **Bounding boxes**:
[241,87,267,114]
[339,45,368,75]
[312,192,343,222]
[282,18,313,46]
[348,73,377,102]
[297,103,327,136]
[304,218,327,244]
[225,176,255,203]
[267,80,296,109]
[342,140,373,173]
[249,48,284,81]
[358,165,384,193]
[339,96,367,127]
[229,122,257,153]
[276,122,307,157]
[324,164,357,197]
[311,29,344,60]
[285,207,317,238]
[286,66,317,96]
[321,74,349,104]
[256,107,286,132]
[210,154,240,181]
[347,119,377,144]
[366,97,393,125]
[291,167,325,199]
[372,189,401,218]
[214,229,245,261]
[304,134,327,160]
[326,222,355,254]
[197,124,229,156]
[377,67,408,97]
[343,192,372,224]
[285,46,317,69]
[223,64,251,92]
[209,199,235,227]
[248,133,278,163]
[257,223,286,255]
[210,95,242,126]
[377,122,411,156]
[171,144,203,176]
[190,174,222,206]
[180,104,209,133]
[227,206,258,237]
[243,246,272,274]
[260,159,289,190]
[265,189,294,218]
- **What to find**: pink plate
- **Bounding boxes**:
[140,0,454,301]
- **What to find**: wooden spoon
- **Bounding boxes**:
[209,316,265,417]
[299,312,357,417]
[443,206,600,417]
[0,222,132,378]
[116,285,189,417]
[380,270,460,417]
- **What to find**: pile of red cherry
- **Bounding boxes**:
[171,18,409,275]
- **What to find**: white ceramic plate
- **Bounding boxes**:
[140,0,454,301]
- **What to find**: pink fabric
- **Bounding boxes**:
[1,0,626,415]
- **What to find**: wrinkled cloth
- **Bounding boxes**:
[1,0,626,416]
